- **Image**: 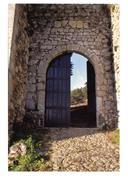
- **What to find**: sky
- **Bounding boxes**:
[71,53,88,91]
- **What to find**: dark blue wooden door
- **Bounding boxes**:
[45,53,72,127]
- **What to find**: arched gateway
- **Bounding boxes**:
[35,46,105,128]
[45,52,96,127]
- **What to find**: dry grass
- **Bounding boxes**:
[106,129,119,145]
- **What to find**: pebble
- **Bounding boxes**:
[42,128,119,171]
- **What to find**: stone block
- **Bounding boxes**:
[27,83,36,92]
[54,21,61,28]
[62,20,68,27]
[100,86,107,91]
[104,101,112,110]
[105,65,111,71]
[38,61,47,76]
[84,22,89,28]
[97,97,103,111]
[97,91,106,97]
[37,82,45,90]
[26,93,35,100]
[76,21,84,28]
[37,91,45,110]
[26,99,36,110]
[69,21,76,28]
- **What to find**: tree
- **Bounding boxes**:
[71,83,87,105]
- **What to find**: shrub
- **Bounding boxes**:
[9,135,47,171]
[71,83,87,105]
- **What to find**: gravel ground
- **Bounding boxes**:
[40,128,119,172]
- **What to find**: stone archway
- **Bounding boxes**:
[37,45,105,128]
[44,52,96,127]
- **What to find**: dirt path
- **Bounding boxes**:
[39,128,119,171]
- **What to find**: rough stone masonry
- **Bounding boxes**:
[8,4,120,135]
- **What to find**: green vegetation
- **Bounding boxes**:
[71,83,87,105]
[9,135,48,171]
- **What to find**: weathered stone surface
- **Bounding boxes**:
[54,21,61,28]
[97,97,103,112]
[26,99,36,110]
[38,61,46,76]
[97,91,106,97]
[9,142,26,159]
[8,142,27,166]
[62,20,68,27]
[8,5,29,137]
[27,83,36,92]
[37,82,44,91]
[25,5,119,129]
[37,91,45,111]
[76,21,84,28]
[110,5,120,112]
[84,22,89,28]
[69,20,76,28]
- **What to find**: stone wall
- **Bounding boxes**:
[8,4,29,135]
[110,5,120,118]
[25,4,118,129]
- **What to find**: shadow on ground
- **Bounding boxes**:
[71,105,96,127]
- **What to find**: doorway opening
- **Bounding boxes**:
[44,52,96,127]
[70,53,96,127]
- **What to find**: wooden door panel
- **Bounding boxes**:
[45,53,72,126]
